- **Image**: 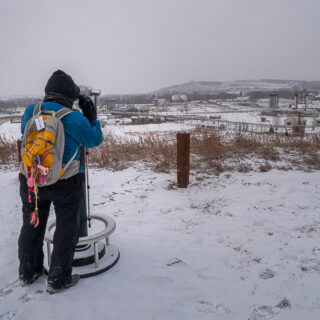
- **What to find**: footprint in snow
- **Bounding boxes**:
[312,247,320,255]
[259,268,276,280]
[166,258,186,266]
[276,298,291,309]
[300,258,320,272]
[19,289,45,303]
[249,305,276,320]
[0,279,20,302]
[197,300,231,314]
[0,311,17,320]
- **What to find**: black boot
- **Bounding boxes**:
[47,266,80,294]
[47,266,64,293]
[64,274,80,289]
[19,260,46,286]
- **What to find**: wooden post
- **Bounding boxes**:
[17,140,22,162]
[177,131,190,188]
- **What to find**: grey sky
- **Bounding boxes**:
[0,0,319,96]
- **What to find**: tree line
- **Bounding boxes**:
[0,97,42,113]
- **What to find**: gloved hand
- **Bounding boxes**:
[78,95,97,121]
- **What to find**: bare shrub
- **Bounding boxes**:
[191,129,227,161]
[303,152,320,169]
[258,144,280,161]
[238,163,252,173]
[260,162,272,172]
[229,131,264,157]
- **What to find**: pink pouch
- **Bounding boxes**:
[37,175,47,185]
[27,176,34,187]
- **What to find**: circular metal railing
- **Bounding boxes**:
[45,215,117,270]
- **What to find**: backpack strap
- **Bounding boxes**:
[33,102,43,116]
[63,147,79,172]
[56,107,75,178]
[55,107,73,120]
[59,147,79,179]
[33,103,72,119]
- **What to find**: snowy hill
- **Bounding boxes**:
[151,79,320,95]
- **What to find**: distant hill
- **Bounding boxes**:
[2,79,320,108]
[150,80,320,96]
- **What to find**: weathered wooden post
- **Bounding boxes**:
[17,140,22,162]
[177,131,190,188]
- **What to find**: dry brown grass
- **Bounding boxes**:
[1,129,320,173]
[191,129,227,161]
[89,129,320,173]
[90,135,176,173]
[0,137,18,166]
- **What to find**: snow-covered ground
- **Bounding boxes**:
[0,121,196,143]
[0,167,320,320]
[0,122,21,142]
[102,123,196,140]
[214,112,261,123]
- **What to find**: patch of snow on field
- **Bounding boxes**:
[0,121,196,143]
[102,123,196,140]
[217,111,261,123]
[0,168,320,319]
[0,122,21,142]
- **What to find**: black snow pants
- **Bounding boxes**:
[18,172,84,284]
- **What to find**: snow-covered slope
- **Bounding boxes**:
[1,168,320,320]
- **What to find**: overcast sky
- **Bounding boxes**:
[0,0,319,96]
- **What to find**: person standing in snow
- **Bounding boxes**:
[18,70,103,293]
